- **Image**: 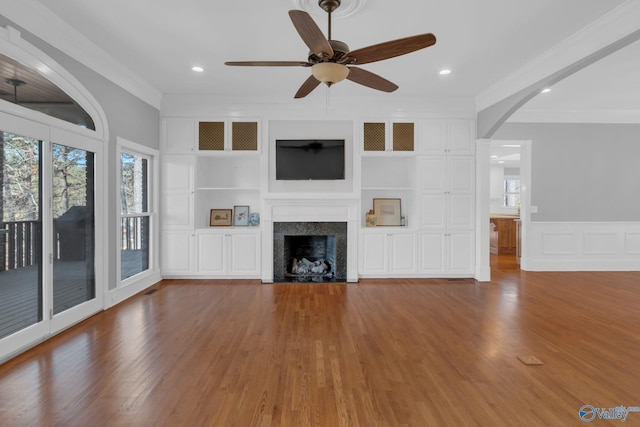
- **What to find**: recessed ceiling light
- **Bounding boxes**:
[439,69,451,75]
[192,66,204,72]
[491,155,498,158]
[502,144,520,147]
[540,87,551,94]
[498,161,505,164]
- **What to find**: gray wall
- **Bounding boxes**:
[2,16,161,290]
[493,123,640,221]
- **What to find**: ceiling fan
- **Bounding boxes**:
[225,0,436,98]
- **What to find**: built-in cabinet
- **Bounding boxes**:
[160,118,262,278]
[362,120,415,152]
[359,229,417,276]
[160,116,476,280]
[416,119,475,276]
[196,229,260,277]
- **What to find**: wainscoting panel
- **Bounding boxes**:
[541,233,576,255]
[524,222,640,271]
[583,232,618,255]
[626,233,640,254]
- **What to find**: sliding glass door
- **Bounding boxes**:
[52,143,96,316]
[0,132,42,340]
[0,114,103,358]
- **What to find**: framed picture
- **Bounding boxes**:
[373,198,402,226]
[210,209,232,226]
[233,205,250,226]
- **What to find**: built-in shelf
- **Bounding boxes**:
[360,156,416,228]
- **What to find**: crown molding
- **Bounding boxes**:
[0,0,162,109]
[475,1,640,112]
[507,109,640,124]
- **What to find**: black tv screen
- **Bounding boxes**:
[275,139,345,180]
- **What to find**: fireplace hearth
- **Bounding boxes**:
[273,222,347,282]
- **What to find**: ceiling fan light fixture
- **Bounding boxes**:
[311,62,349,85]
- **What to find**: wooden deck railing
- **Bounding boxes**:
[1,221,40,272]
[2,217,146,271]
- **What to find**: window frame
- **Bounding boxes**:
[116,137,158,286]
[503,176,521,208]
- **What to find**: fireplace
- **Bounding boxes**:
[273,222,347,282]
[261,197,359,283]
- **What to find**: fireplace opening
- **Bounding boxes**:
[273,222,347,282]
[284,235,336,282]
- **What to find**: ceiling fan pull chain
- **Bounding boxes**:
[325,84,333,114]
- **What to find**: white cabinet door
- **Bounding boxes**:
[419,194,446,229]
[161,118,195,153]
[360,232,388,274]
[418,119,475,155]
[418,232,445,274]
[417,119,446,154]
[447,120,475,155]
[228,231,260,276]
[447,194,475,230]
[389,233,416,274]
[447,156,474,193]
[161,156,194,230]
[447,232,474,273]
[161,192,193,229]
[417,156,445,191]
[161,231,194,275]
[161,155,194,192]
[196,232,226,275]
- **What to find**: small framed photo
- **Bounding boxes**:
[373,198,402,226]
[233,205,250,226]
[210,209,232,226]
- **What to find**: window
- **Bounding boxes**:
[119,149,151,280]
[503,177,521,208]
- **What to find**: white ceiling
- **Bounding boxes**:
[30,0,639,115]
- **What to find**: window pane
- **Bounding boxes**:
[0,132,43,339]
[121,152,148,214]
[506,179,520,192]
[121,216,149,280]
[505,194,520,208]
[52,144,95,315]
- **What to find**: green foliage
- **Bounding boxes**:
[2,133,40,221]
[2,132,91,222]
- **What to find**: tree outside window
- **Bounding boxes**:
[504,178,520,208]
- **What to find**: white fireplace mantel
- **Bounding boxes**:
[261,197,360,283]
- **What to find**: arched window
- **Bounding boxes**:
[0,52,95,129]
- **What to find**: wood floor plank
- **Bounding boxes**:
[2,259,640,426]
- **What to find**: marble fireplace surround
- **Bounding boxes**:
[261,197,359,283]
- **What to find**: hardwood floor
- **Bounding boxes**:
[1,258,640,426]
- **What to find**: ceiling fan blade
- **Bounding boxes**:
[347,33,436,65]
[294,75,321,99]
[346,67,398,92]
[225,61,311,67]
[288,10,334,58]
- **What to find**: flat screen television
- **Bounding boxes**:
[275,139,345,180]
